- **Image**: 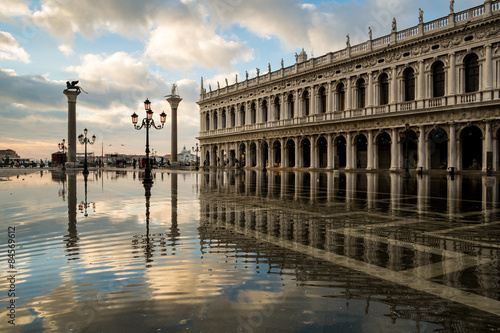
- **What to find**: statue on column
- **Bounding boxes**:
[368,27,372,40]
[65,80,87,94]
[450,0,455,13]
[281,58,284,69]
[268,63,271,73]
[392,18,397,32]
[346,34,350,48]
[225,78,228,87]
[418,8,424,23]
[256,68,260,76]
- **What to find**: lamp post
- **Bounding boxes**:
[58,139,68,170]
[78,174,95,217]
[78,128,96,176]
[131,98,167,184]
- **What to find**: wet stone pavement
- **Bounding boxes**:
[0,169,499,332]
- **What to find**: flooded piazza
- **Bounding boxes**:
[1,169,500,332]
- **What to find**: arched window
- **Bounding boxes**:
[261,100,268,123]
[221,109,226,129]
[432,61,445,97]
[250,102,256,124]
[319,87,327,113]
[274,96,281,120]
[465,53,480,93]
[205,113,210,131]
[240,105,246,126]
[337,83,345,111]
[213,111,218,130]
[230,108,235,127]
[379,74,389,105]
[303,90,310,116]
[287,94,294,118]
[357,79,366,108]
[404,68,415,101]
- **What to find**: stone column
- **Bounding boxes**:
[367,72,374,107]
[346,132,352,170]
[63,89,81,168]
[391,67,398,105]
[346,78,352,110]
[166,93,183,164]
[294,138,300,168]
[448,53,456,105]
[390,128,398,170]
[327,133,333,169]
[280,138,285,168]
[417,61,425,107]
[367,130,374,170]
[418,126,426,170]
[449,123,457,170]
[484,44,493,100]
[484,121,493,172]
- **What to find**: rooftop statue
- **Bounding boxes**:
[65,80,87,94]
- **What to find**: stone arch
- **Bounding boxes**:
[428,127,448,169]
[272,140,281,167]
[317,136,328,168]
[285,139,296,167]
[460,125,483,170]
[300,138,311,168]
[334,135,347,168]
[376,131,391,169]
[354,133,368,168]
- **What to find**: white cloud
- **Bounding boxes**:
[0,0,30,22]
[0,31,30,63]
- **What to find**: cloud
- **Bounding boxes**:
[0,31,30,63]
[0,0,31,22]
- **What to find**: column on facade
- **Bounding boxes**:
[294,137,300,168]
[327,83,333,113]
[246,101,251,125]
[346,132,353,169]
[280,138,285,168]
[484,121,493,172]
[449,53,457,101]
[484,44,493,99]
[327,133,333,169]
[367,72,374,108]
[346,78,352,110]
[332,83,339,112]
[391,67,398,105]
[390,128,399,170]
[367,130,374,170]
[235,104,241,126]
[294,89,300,118]
[418,61,425,105]
[418,126,426,170]
[310,135,317,168]
[310,86,316,115]
[449,123,457,170]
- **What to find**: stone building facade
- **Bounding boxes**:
[198,1,500,173]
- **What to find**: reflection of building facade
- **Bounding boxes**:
[198,2,500,173]
[199,169,500,330]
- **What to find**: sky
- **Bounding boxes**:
[0,0,484,159]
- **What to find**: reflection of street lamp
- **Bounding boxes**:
[58,139,68,170]
[399,123,420,178]
[78,128,96,176]
[78,174,95,217]
[131,99,167,184]
[192,143,199,170]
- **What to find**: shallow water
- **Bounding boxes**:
[1,169,500,332]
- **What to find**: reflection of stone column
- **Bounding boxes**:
[166,93,183,164]
[447,175,459,219]
[367,173,375,210]
[390,173,400,212]
[170,173,180,248]
[63,90,81,167]
[66,173,79,259]
[417,174,429,215]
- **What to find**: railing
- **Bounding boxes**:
[399,101,414,111]
[428,97,445,108]
[375,106,388,114]
[460,92,479,104]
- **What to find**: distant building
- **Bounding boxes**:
[164,146,196,164]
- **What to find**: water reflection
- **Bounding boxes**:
[199,170,500,330]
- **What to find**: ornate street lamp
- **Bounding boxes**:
[58,139,68,170]
[131,98,167,184]
[78,128,96,175]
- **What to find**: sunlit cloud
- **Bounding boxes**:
[0,31,30,63]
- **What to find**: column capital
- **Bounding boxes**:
[63,89,80,103]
